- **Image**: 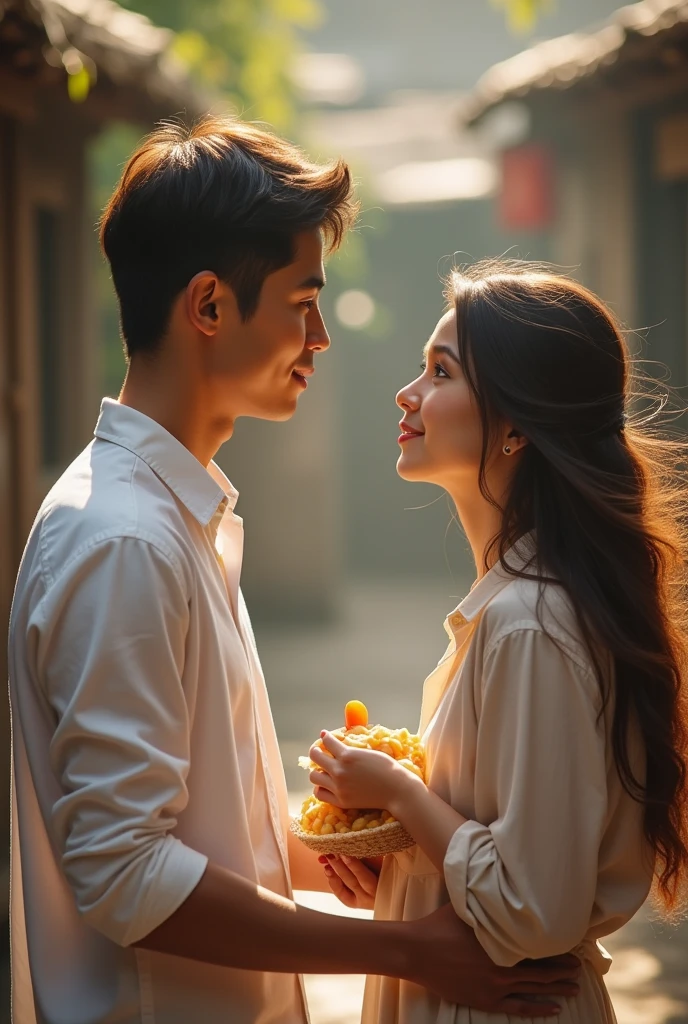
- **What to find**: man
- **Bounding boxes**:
[8,117,579,1024]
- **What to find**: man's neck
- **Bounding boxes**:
[119,359,232,468]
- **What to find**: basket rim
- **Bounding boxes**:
[289,816,407,841]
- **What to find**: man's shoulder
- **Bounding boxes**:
[33,438,191,585]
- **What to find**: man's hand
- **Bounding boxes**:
[408,904,580,1018]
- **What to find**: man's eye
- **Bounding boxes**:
[301,299,315,310]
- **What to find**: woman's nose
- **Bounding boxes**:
[396,382,421,411]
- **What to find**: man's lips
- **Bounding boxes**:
[398,421,424,444]
[292,366,314,388]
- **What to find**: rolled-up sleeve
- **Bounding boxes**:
[444,626,608,965]
[33,534,208,946]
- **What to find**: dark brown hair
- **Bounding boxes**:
[100,116,357,357]
[447,259,688,913]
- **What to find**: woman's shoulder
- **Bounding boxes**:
[478,573,596,681]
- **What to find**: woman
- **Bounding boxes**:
[309,261,688,1023]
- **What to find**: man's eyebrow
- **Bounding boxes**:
[297,275,326,290]
[422,342,461,365]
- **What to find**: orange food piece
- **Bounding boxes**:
[345,700,368,729]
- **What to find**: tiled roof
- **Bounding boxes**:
[466,0,688,122]
[1,0,202,112]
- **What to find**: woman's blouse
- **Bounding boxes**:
[363,536,653,1024]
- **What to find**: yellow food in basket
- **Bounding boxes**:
[298,701,426,835]
[299,796,397,835]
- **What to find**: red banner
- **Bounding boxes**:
[500,144,555,231]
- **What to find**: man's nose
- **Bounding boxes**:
[305,306,330,352]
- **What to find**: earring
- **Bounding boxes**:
[503,444,511,455]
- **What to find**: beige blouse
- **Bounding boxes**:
[364,537,653,1024]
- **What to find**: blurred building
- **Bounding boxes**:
[465,0,688,382]
[0,0,199,940]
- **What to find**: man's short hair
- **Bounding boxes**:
[99,116,357,357]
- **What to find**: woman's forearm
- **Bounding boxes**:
[389,775,467,872]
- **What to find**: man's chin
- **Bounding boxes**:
[243,398,299,423]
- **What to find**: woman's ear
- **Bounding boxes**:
[502,428,528,456]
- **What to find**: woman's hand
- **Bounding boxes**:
[319,854,379,910]
[309,731,423,811]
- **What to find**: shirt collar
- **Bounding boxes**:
[94,398,238,527]
[445,532,537,636]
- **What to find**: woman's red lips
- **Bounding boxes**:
[398,421,424,444]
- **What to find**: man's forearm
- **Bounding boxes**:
[136,860,410,977]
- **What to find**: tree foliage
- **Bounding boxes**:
[118,0,323,127]
[492,0,555,33]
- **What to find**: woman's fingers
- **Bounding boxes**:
[361,856,384,876]
[308,765,332,790]
[313,784,340,805]
[319,731,349,757]
[322,866,357,908]
[333,855,379,898]
[308,744,334,770]
[321,855,376,910]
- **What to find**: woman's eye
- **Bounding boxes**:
[419,360,449,378]
[301,299,315,311]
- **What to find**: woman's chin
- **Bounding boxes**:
[396,452,430,482]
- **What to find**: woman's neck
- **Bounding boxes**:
[452,496,503,579]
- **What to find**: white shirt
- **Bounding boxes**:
[364,537,653,1024]
[9,399,308,1024]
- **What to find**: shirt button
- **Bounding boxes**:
[450,613,465,628]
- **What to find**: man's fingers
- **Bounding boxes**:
[509,980,579,997]
[499,998,562,1018]
[520,954,581,972]
[508,961,580,985]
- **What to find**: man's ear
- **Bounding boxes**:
[186,272,222,337]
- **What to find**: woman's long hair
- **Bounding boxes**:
[448,260,688,913]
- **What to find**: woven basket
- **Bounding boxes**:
[290,816,416,857]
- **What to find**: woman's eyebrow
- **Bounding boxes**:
[423,342,461,365]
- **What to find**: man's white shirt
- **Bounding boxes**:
[8,398,308,1024]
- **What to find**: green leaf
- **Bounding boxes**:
[491,0,555,33]
[67,66,91,103]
